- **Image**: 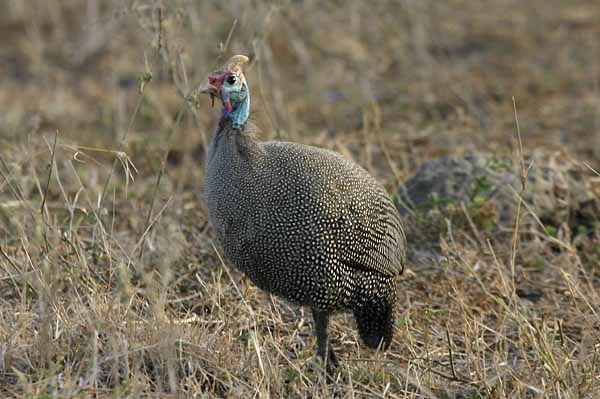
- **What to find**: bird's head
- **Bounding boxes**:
[199,54,250,129]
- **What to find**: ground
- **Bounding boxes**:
[0,1,599,398]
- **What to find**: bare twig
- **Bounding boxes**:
[445,327,458,381]
[39,130,59,252]
[510,97,527,296]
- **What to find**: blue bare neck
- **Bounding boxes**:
[220,82,250,129]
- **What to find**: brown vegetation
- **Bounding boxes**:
[1,0,599,397]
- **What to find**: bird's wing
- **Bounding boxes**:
[333,184,406,278]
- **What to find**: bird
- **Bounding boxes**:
[198,55,406,377]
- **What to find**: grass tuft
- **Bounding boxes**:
[1,1,599,397]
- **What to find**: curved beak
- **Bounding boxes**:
[196,78,220,108]
[198,81,218,96]
[197,70,228,108]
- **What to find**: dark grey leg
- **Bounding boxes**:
[312,309,338,379]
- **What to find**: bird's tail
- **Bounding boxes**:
[353,296,395,350]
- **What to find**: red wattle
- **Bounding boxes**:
[224,100,232,113]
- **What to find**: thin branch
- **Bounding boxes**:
[446,327,458,381]
[40,130,59,252]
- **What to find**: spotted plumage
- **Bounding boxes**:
[200,55,406,375]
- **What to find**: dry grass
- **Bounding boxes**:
[1,0,599,397]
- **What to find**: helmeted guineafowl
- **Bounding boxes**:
[199,55,406,375]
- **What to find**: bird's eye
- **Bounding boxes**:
[226,75,237,84]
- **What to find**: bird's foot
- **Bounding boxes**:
[322,348,339,384]
[327,347,339,369]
